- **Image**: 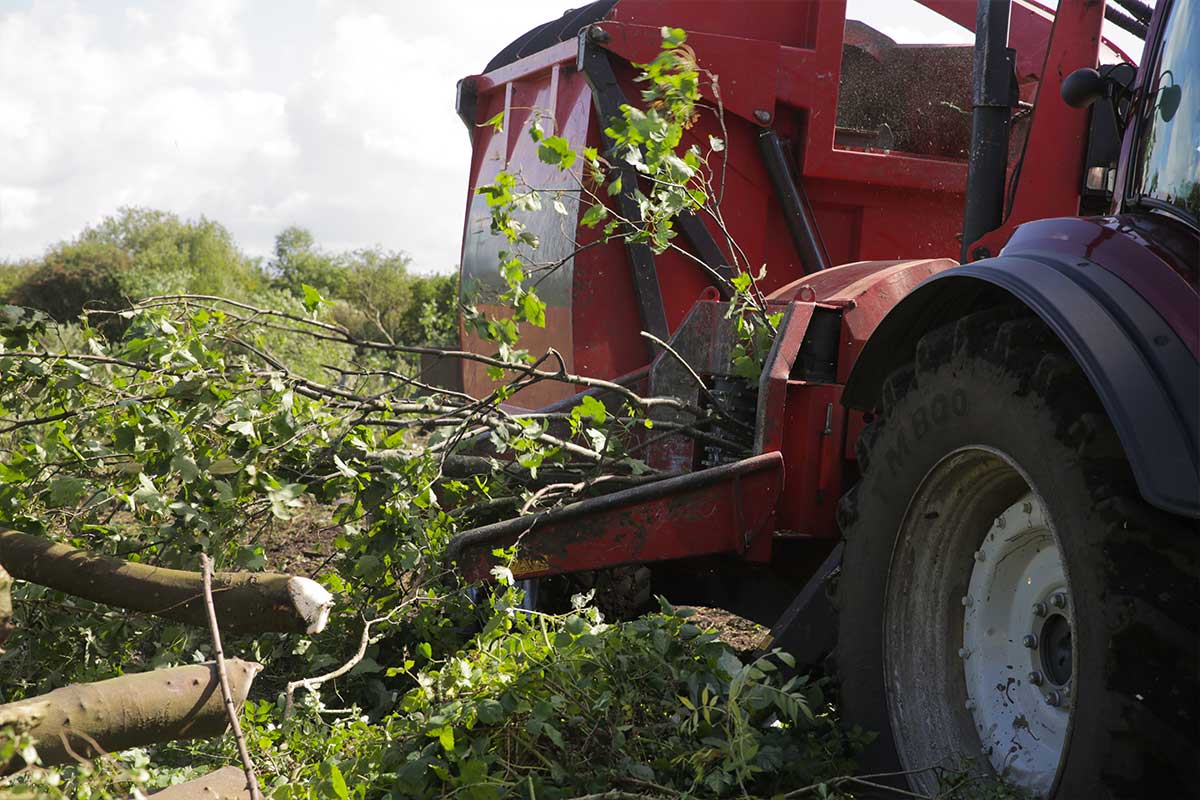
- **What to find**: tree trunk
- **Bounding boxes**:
[0,660,260,772]
[147,766,253,799]
[0,529,332,634]
[0,564,12,647]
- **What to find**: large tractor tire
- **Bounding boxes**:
[836,309,1199,798]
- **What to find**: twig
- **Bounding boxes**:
[283,591,424,717]
[200,554,263,800]
[639,331,755,435]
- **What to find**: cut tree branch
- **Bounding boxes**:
[0,530,333,634]
[0,660,261,773]
[146,766,252,799]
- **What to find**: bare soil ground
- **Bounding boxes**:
[683,606,768,656]
[260,505,769,657]
[260,499,341,577]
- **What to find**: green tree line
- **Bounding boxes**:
[0,208,459,350]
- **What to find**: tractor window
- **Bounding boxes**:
[1132,0,1199,225]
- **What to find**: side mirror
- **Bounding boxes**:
[1062,67,1108,108]
[1159,83,1182,122]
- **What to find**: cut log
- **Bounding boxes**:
[0,564,12,647]
[147,766,253,799]
[0,529,332,634]
[0,660,260,773]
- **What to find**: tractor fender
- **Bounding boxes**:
[842,253,1199,519]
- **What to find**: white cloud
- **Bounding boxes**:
[0,186,43,234]
[0,0,567,272]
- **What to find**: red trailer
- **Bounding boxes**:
[448,1,1199,796]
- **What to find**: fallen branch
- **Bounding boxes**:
[201,554,263,800]
[0,564,11,648]
[0,660,260,773]
[284,589,425,717]
[147,766,252,799]
[0,530,333,634]
[284,612,382,718]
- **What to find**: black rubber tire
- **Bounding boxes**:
[836,310,1200,798]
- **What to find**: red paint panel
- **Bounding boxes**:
[776,383,845,538]
[757,302,815,455]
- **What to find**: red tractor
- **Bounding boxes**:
[449,1,1198,796]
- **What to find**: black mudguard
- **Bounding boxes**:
[843,254,1199,518]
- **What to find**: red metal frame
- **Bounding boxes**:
[449,1,1124,583]
[449,452,784,582]
[455,0,1056,406]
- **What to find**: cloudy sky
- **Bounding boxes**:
[0,1,1137,274]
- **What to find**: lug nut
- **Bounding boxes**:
[958,647,971,659]
[965,699,975,710]
[1023,634,1038,649]
[1032,601,1048,617]
[1051,592,1068,609]
[1028,671,1043,686]
[961,596,973,607]
[1046,690,1063,707]
[1023,501,1033,514]
[995,516,1006,529]
[974,550,986,562]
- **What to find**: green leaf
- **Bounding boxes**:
[573,395,607,424]
[208,458,242,475]
[483,111,505,132]
[520,292,546,328]
[329,763,350,800]
[580,203,609,228]
[476,699,504,725]
[171,453,200,483]
[227,419,256,439]
[536,135,577,170]
[301,283,324,313]
[46,476,87,508]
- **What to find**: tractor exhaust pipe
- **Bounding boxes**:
[961,0,1017,262]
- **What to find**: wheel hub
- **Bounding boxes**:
[883,448,1076,798]
[962,492,1072,795]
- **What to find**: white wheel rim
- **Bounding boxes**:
[962,492,1072,795]
[883,447,1075,798]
